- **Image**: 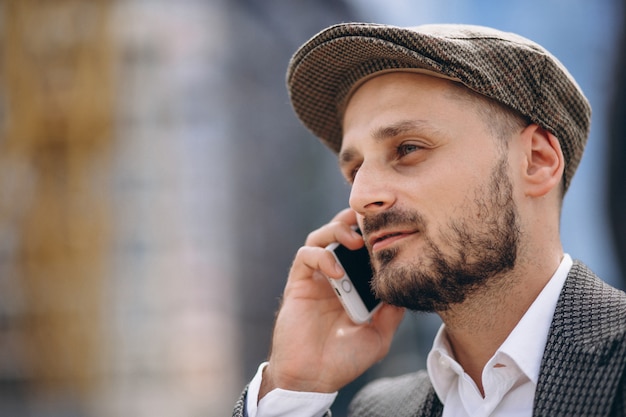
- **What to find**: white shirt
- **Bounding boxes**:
[246,254,573,417]
[246,362,337,417]
[427,254,572,417]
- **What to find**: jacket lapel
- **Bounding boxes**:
[415,387,443,417]
[533,261,626,416]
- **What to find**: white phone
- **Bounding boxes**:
[325,232,381,324]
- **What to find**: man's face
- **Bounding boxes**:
[340,72,521,312]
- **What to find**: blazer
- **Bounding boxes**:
[233,261,626,417]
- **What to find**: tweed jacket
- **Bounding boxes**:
[233,261,626,416]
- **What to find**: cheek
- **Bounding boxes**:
[410,168,490,232]
[415,165,477,207]
[398,143,500,217]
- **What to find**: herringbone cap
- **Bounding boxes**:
[287,23,591,192]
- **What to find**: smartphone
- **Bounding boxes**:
[325,232,381,324]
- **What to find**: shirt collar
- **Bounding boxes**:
[426,254,573,402]
[498,254,572,384]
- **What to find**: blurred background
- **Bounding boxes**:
[0,0,624,416]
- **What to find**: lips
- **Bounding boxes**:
[368,229,418,251]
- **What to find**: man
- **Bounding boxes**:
[233,23,626,416]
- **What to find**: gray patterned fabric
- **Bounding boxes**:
[232,389,244,417]
[232,261,626,416]
[346,261,626,416]
[348,371,441,417]
[533,261,626,416]
[286,23,591,192]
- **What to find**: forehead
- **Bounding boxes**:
[346,71,455,103]
[342,72,478,121]
[341,73,475,138]
[339,71,502,164]
[338,68,461,119]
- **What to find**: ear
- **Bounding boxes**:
[520,124,564,197]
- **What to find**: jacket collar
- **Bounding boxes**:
[533,261,626,416]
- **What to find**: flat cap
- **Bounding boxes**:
[286,23,591,191]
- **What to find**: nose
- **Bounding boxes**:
[348,162,395,215]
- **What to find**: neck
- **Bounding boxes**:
[437,249,563,395]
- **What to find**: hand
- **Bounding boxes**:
[259,208,405,399]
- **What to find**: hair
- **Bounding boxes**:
[446,81,530,148]
[447,81,566,200]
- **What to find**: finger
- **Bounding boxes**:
[305,210,363,250]
[330,207,357,223]
[305,223,363,250]
[288,246,345,286]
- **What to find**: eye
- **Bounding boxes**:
[340,163,360,184]
[348,166,360,183]
[397,142,422,157]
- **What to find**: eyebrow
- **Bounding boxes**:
[339,119,439,167]
[371,120,434,141]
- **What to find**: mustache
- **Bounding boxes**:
[361,208,427,238]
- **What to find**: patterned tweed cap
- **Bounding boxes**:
[286,23,591,192]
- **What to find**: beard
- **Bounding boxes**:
[362,156,520,313]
